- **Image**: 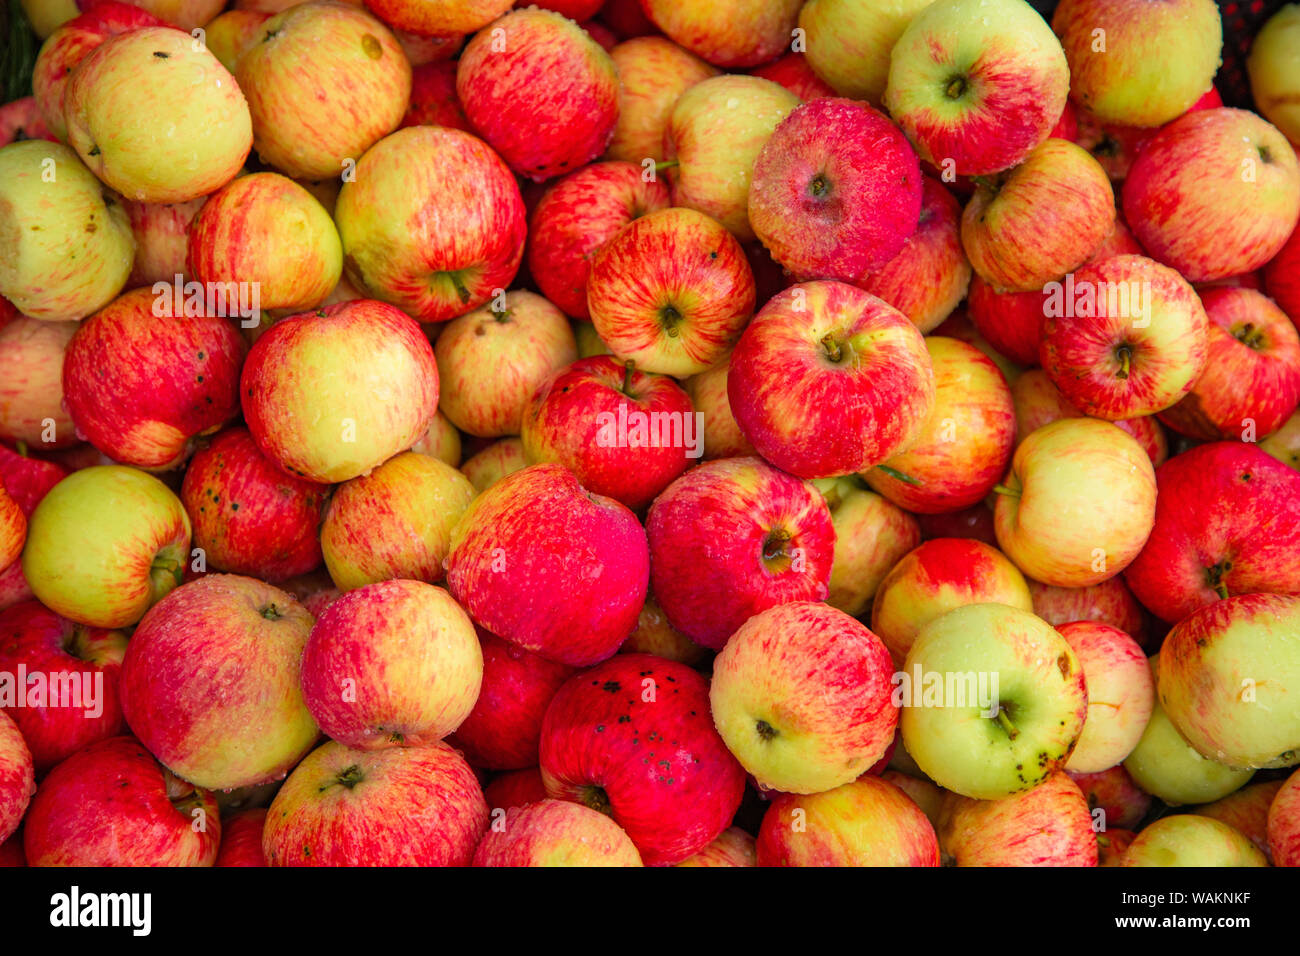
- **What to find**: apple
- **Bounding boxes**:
[1124,655,1254,806]
[1027,575,1148,646]
[215,807,267,867]
[461,438,527,492]
[0,487,21,574]
[936,773,1097,866]
[677,827,757,867]
[411,409,462,467]
[1158,287,1300,441]
[639,0,802,68]
[617,593,709,666]
[646,456,834,650]
[483,768,549,814]
[682,354,756,460]
[1040,255,1209,420]
[711,601,896,794]
[965,277,1045,367]
[320,452,474,591]
[63,287,247,470]
[0,96,54,147]
[993,418,1156,587]
[1056,621,1153,773]
[401,60,469,131]
[445,464,648,667]
[335,126,527,323]
[815,477,920,618]
[757,775,940,866]
[123,196,207,288]
[1268,767,1300,867]
[748,52,835,101]
[0,600,128,774]
[606,36,717,164]
[884,0,1069,176]
[1192,779,1285,862]
[961,139,1115,293]
[473,799,642,867]
[235,2,409,181]
[263,738,488,866]
[880,769,945,827]
[854,175,972,333]
[0,317,75,452]
[871,538,1033,666]
[241,298,439,483]
[1263,412,1300,472]
[1123,109,1300,282]
[863,336,1016,513]
[916,501,998,547]
[1124,442,1300,622]
[1265,220,1300,325]
[540,653,746,866]
[121,1,226,30]
[20,0,78,38]
[749,98,922,281]
[1067,765,1152,830]
[1122,815,1267,867]
[457,8,618,182]
[202,10,271,74]
[729,281,935,479]
[0,142,135,323]
[521,356,696,511]
[23,465,191,629]
[300,579,480,750]
[663,75,801,243]
[362,0,512,35]
[0,709,34,843]
[1157,593,1300,770]
[1249,3,1300,145]
[798,0,934,104]
[181,426,328,582]
[528,161,671,321]
[1053,0,1221,127]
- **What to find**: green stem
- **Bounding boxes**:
[875,465,921,487]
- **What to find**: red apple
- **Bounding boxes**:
[1265,220,1300,323]
[473,799,643,867]
[1194,779,1286,862]
[1028,574,1149,646]
[749,52,836,101]
[1059,621,1154,773]
[605,36,717,164]
[362,0,512,36]
[0,709,34,843]
[215,807,267,867]
[677,827,757,867]
[1269,768,1300,867]
[0,97,53,146]
[639,0,801,67]
[123,196,206,289]
[1067,765,1152,830]
[401,60,469,131]
[461,437,527,493]
[683,353,756,460]
[937,773,1098,866]
[483,767,549,813]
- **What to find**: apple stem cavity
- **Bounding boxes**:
[579,785,611,816]
[755,719,778,742]
[1114,345,1133,379]
[820,333,843,364]
[331,765,364,791]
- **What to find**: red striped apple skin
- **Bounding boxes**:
[263,739,489,867]
[181,426,328,583]
[63,287,247,470]
[0,97,53,146]
[484,767,549,813]
[1194,780,1285,862]
[529,161,671,320]
[472,799,643,867]
[401,60,469,131]
[0,709,34,843]
[1059,621,1154,773]
[757,776,940,867]
[1269,769,1300,867]
[1125,442,1300,623]
[445,464,648,667]
[1067,765,1152,830]
[457,8,618,182]
[23,736,220,867]
[938,773,1098,866]
[1028,575,1149,647]
[215,807,267,867]
[749,52,835,101]
[1265,221,1300,323]
[677,827,757,867]
[0,487,21,572]
[606,37,718,165]
[640,0,802,68]
[646,456,834,650]
[363,0,512,36]
[539,654,746,866]
[123,196,206,289]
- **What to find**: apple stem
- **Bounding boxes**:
[654,159,678,172]
[992,483,1020,499]
[14,440,27,457]
[995,707,1019,740]
[1213,581,1230,600]
[621,360,635,397]
[448,272,470,305]
[1115,345,1132,379]
[820,333,842,363]
[150,557,183,587]
[875,465,921,487]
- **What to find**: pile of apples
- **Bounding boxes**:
[0,0,1299,868]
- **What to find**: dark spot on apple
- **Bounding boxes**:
[198,351,205,359]
[1259,145,1273,164]
[601,680,621,693]
[86,220,96,233]
[361,34,382,59]
[231,503,239,511]
[196,374,204,383]
[152,51,169,59]
[596,724,604,732]
[1057,654,1071,677]
[88,146,101,157]
[756,719,778,741]
[617,715,630,723]
[709,250,718,259]
[1242,473,1251,481]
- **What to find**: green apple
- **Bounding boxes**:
[1248,4,1300,145]
[1121,815,1267,867]
[900,603,1087,800]
[22,466,192,629]
[799,0,934,103]
[20,0,78,38]
[813,477,920,619]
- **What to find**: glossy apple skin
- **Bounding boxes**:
[871,538,1032,666]
[646,457,834,650]
[363,0,512,35]
[446,464,648,667]
[606,36,717,164]
[995,418,1156,587]
[522,356,695,512]
[64,26,251,203]
[215,807,267,867]
[729,281,935,479]
[1058,622,1153,773]
[334,126,526,323]
[1269,768,1300,867]
[855,175,972,333]
[300,579,481,751]
[1265,220,1300,323]
[757,775,939,867]
[640,0,801,68]
[411,409,461,467]
[937,773,1098,866]
[865,337,1015,513]
[966,276,1044,366]
[263,739,488,866]
[483,768,549,814]
[1158,287,1300,441]
[1067,765,1152,830]
[749,98,922,281]
[884,0,1069,176]
[683,354,756,460]
[1122,815,1267,867]
[235,3,408,181]
[0,709,34,843]
[1124,442,1300,623]
[123,196,206,288]
[241,299,439,483]
[457,8,618,182]
[462,438,527,493]
[181,426,328,582]
[1192,779,1285,862]
[203,10,271,74]
[401,60,469,131]
[450,629,576,771]
[1027,575,1149,647]
[528,162,671,320]
[677,826,757,867]
[23,466,192,629]
[0,601,128,774]
[120,575,318,790]
[618,594,709,666]
[539,654,745,866]
[712,602,897,794]
[798,0,933,103]
[588,207,755,377]
[1157,593,1300,770]
[817,477,920,618]
[1123,109,1300,282]
[0,487,21,573]
[473,799,643,867]
[23,736,220,866]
